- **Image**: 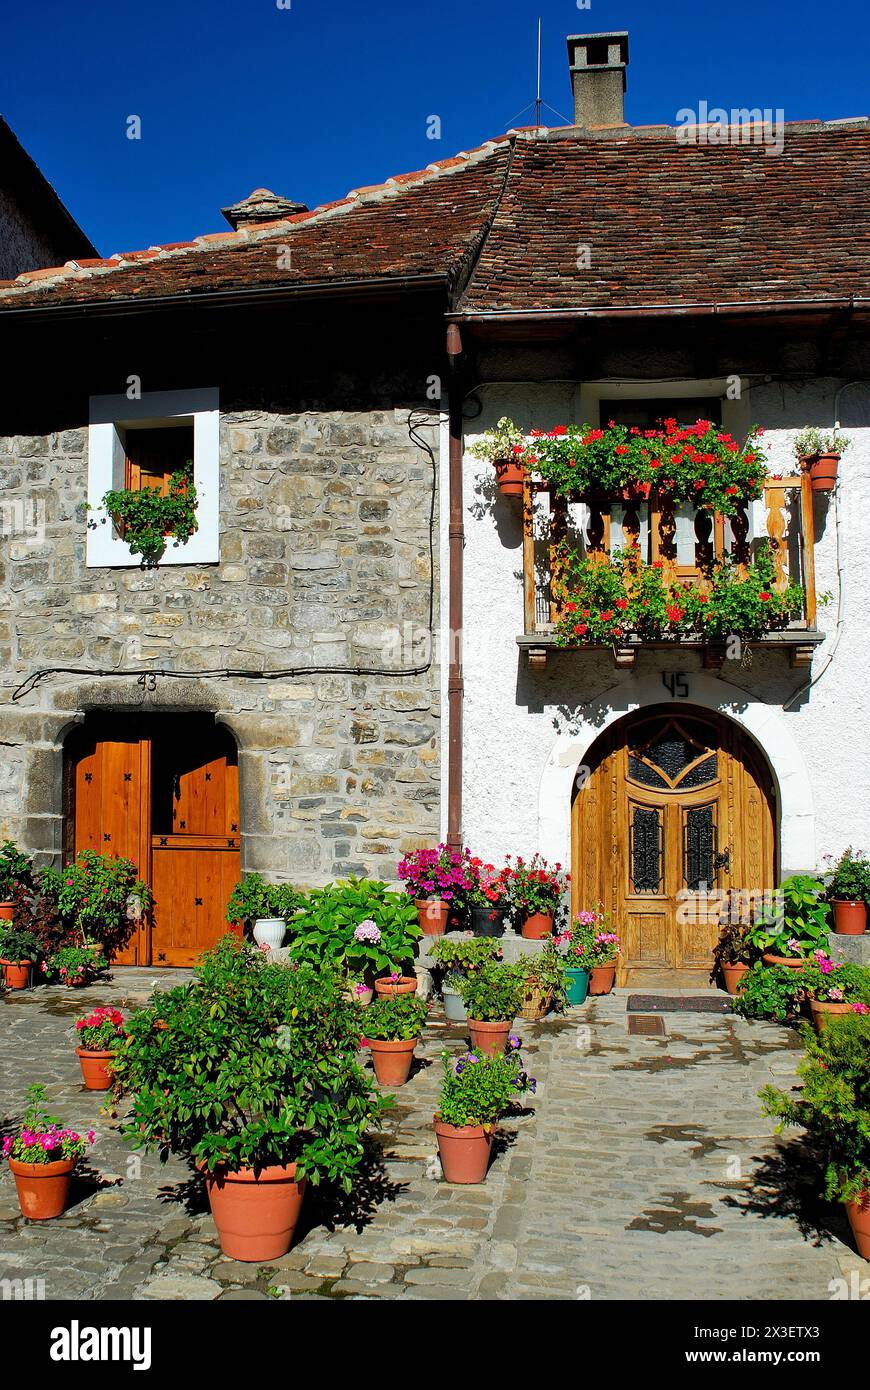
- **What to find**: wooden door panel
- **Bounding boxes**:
[150,840,241,967]
[624,909,670,969]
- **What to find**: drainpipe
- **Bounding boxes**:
[446,323,464,848]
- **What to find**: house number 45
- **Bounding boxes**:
[662,672,689,698]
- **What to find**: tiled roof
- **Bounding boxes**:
[0,142,511,310]
[457,121,870,313]
[2,120,869,316]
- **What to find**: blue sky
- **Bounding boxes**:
[2,0,868,256]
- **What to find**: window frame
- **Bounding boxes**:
[86,387,219,568]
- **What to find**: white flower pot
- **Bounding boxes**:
[253,918,286,950]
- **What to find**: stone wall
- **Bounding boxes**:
[0,390,442,886]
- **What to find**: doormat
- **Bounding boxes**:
[627,1015,666,1036]
[626,995,733,1014]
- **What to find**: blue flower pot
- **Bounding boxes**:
[565,966,590,1005]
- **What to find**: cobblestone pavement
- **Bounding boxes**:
[0,971,865,1301]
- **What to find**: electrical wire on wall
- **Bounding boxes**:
[11,409,439,703]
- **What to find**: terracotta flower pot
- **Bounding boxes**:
[721,961,750,995]
[808,452,839,493]
[76,1046,115,1090]
[368,1036,418,1086]
[493,457,525,497]
[588,962,617,995]
[763,952,806,969]
[0,901,14,921]
[434,1118,494,1184]
[832,900,867,936]
[521,912,554,940]
[8,1157,74,1220]
[846,1194,870,1260]
[809,999,855,1032]
[1,959,32,990]
[467,1018,512,1057]
[374,975,417,998]
[203,1163,307,1262]
[416,899,449,937]
[519,982,553,1021]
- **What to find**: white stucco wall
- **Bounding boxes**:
[456,377,870,879]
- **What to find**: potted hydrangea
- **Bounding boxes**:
[397,844,471,936]
[363,994,429,1086]
[4,1084,95,1220]
[434,1044,535,1183]
[762,1015,870,1258]
[506,853,569,939]
[824,848,869,936]
[457,962,524,1056]
[74,1006,126,1089]
[289,877,421,995]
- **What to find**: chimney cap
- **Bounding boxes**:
[221,187,309,229]
[567,31,629,71]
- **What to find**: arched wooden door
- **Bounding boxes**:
[65,715,241,967]
[571,707,776,982]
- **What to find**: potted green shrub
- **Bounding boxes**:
[762,1015,870,1258]
[288,877,421,995]
[457,961,524,1056]
[0,926,41,990]
[434,1044,535,1183]
[506,853,569,939]
[824,848,869,936]
[798,954,870,1031]
[225,873,305,950]
[732,962,808,1023]
[794,427,850,493]
[43,945,107,987]
[516,940,570,1020]
[429,935,501,1021]
[0,841,32,920]
[74,1006,126,1089]
[468,417,527,497]
[363,994,429,1087]
[39,850,151,963]
[113,936,385,1262]
[747,875,830,966]
[712,918,755,994]
[3,1084,95,1220]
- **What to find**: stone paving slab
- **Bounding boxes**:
[0,970,865,1301]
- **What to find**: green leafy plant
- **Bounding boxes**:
[517,940,570,1011]
[288,878,421,975]
[39,851,151,957]
[468,417,526,465]
[225,873,305,927]
[824,848,870,905]
[554,543,802,648]
[363,994,429,1041]
[436,1045,535,1129]
[97,462,198,565]
[732,963,807,1022]
[2,1084,96,1166]
[429,936,501,973]
[112,936,385,1187]
[523,418,767,516]
[798,954,870,1009]
[712,918,755,971]
[0,926,41,963]
[746,875,830,958]
[43,945,107,984]
[794,428,851,460]
[0,841,33,899]
[761,1015,870,1204]
[457,961,524,1022]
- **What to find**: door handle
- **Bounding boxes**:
[716,847,731,872]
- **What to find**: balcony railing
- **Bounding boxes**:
[519,473,823,670]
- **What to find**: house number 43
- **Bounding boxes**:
[662,672,689,698]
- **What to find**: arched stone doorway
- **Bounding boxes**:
[64,713,241,966]
[570,703,777,984]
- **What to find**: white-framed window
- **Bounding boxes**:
[86,387,220,567]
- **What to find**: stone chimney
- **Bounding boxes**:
[221,188,309,230]
[566,32,629,126]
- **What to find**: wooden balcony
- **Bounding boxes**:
[519,473,824,670]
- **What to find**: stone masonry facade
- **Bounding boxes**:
[0,391,441,886]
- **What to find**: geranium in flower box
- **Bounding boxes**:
[74,1006,126,1090]
[4,1083,95,1220]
